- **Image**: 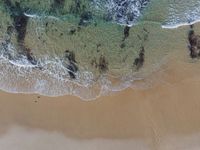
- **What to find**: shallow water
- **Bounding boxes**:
[0,0,200,100]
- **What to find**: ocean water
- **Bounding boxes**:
[0,0,199,100]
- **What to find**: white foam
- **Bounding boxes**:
[162,19,200,29]
[0,40,164,100]
[24,13,40,19]
[162,0,200,29]
[92,0,150,26]
[24,13,60,20]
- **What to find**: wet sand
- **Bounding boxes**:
[1,50,200,150]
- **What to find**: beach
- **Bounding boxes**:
[1,49,200,150]
[1,0,200,149]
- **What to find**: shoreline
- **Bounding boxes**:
[1,52,200,136]
[1,43,200,149]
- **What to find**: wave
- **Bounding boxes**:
[162,0,200,29]
[92,0,151,26]
[1,0,200,100]
[0,34,166,100]
[162,19,200,29]
[0,41,149,100]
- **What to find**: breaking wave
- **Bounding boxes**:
[162,0,200,29]
[92,0,151,26]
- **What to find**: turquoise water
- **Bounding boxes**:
[0,0,200,100]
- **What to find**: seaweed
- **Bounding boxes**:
[120,26,131,48]
[133,27,149,70]
[53,0,65,8]
[67,62,78,79]
[2,1,39,66]
[69,0,93,26]
[120,43,126,49]
[65,50,78,79]
[91,55,108,73]
[25,48,37,65]
[6,25,14,36]
[96,43,101,52]
[70,0,81,14]
[188,25,200,58]
[98,55,108,73]
[14,13,29,45]
[91,57,98,68]
[134,46,145,70]
[78,11,93,26]
[50,0,65,13]
[123,26,131,41]
[69,28,76,35]
[65,50,77,63]
[3,1,29,45]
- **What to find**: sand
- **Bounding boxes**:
[0,48,200,150]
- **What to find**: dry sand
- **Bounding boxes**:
[1,51,200,150]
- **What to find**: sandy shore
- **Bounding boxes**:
[1,50,200,150]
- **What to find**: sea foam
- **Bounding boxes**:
[162,0,200,29]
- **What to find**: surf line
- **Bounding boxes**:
[162,19,200,29]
